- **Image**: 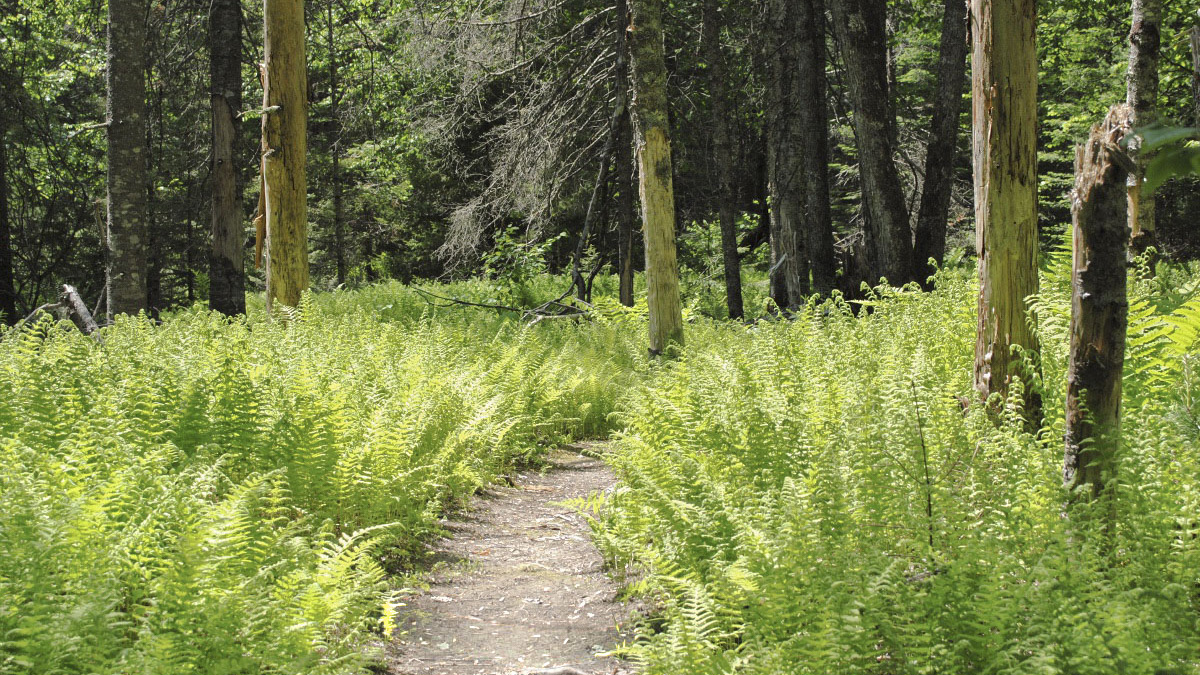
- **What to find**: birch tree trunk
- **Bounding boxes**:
[1126,0,1161,255]
[208,0,246,316]
[971,0,1040,406]
[914,0,969,285]
[1064,105,1132,503]
[106,0,149,318]
[262,0,309,311]
[702,0,744,319]
[831,0,914,286]
[629,0,683,354]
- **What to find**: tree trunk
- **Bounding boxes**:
[106,0,149,318]
[629,0,683,354]
[208,0,246,315]
[1064,105,1131,503]
[0,116,16,325]
[262,0,309,311]
[798,0,836,297]
[327,3,346,287]
[971,0,1040,408]
[831,0,914,286]
[1126,0,1161,255]
[702,0,743,320]
[1191,26,1200,126]
[913,0,969,286]
[765,0,809,307]
[617,107,636,307]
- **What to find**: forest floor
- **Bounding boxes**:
[384,445,634,675]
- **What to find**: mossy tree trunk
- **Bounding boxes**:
[971,0,1040,409]
[106,0,149,318]
[702,0,743,319]
[1064,106,1132,505]
[629,0,683,354]
[1126,0,1161,255]
[208,0,246,316]
[262,0,309,311]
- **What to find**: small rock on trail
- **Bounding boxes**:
[386,447,633,675]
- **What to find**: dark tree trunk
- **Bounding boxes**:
[798,0,835,297]
[615,0,635,307]
[913,0,969,286]
[703,0,744,319]
[765,0,808,307]
[106,0,149,318]
[831,0,914,286]
[0,116,16,325]
[617,107,636,307]
[327,3,346,286]
[1126,0,1161,255]
[1064,106,1132,505]
[208,0,246,315]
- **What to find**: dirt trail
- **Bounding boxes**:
[386,447,633,675]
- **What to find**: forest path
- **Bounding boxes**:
[385,445,633,675]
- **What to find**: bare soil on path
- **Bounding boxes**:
[385,447,633,675]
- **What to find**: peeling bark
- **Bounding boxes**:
[1064,105,1133,502]
[971,0,1040,409]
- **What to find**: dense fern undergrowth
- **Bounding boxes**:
[595,262,1200,674]
[3,264,1200,674]
[0,283,640,674]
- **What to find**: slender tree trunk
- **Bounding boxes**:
[971,0,1040,407]
[765,0,809,307]
[831,0,914,286]
[1064,105,1131,504]
[615,0,635,308]
[703,0,743,319]
[799,0,835,297]
[262,0,309,310]
[208,0,246,315]
[914,0,969,286]
[327,3,346,286]
[1126,0,1161,256]
[1191,27,1200,126]
[629,0,683,354]
[106,0,149,318]
[0,116,15,324]
[767,143,788,309]
[617,108,636,307]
